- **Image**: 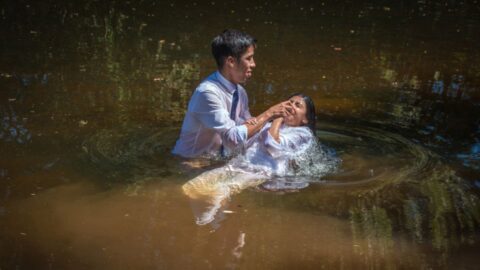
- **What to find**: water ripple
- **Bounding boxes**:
[81,126,181,181]
[317,122,438,188]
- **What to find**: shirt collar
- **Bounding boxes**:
[215,71,238,94]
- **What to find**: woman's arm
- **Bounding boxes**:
[244,101,292,139]
[268,117,284,143]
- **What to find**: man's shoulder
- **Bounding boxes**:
[193,84,222,103]
[196,74,221,94]
[197,80,219,92]
[190,80,223,103]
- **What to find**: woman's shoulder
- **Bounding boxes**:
[281,125,314,137]
[279,126,315,149]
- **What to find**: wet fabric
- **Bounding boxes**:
[182,167,267,225]
[182,124,315,225]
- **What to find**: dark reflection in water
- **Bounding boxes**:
[1,0,480,269]
[0,106,32,144]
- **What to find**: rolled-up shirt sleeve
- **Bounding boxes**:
[192,89,248,149]
[264,126,314,158]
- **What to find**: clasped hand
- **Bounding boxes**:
[244,100,293,125]
[267,100,294,119]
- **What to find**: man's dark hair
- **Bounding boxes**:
[288,93,317,133]
[211,29,257,68]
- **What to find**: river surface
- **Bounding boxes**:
[1,1,480,269]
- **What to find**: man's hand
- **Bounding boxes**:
[244,117,258,125]
[245,100,292,139]
[267,101,294,119]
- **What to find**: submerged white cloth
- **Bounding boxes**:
[182,168,265,225]
[231,123,315,176]
[182,124,315,225]
[172,71,252,158]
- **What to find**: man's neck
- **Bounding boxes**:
[219,69,237,85]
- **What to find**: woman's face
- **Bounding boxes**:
[283,95,308,127]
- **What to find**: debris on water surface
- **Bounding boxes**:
[79,120,88,127]
[43,158,60,170]
[232,232,246,259]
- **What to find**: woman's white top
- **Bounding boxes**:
[229,123,315,177]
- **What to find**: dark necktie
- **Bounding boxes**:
[220,87,238,157]
[230,88,239,121]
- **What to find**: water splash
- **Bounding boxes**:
[260,139,341,191]
[289,138,341,177]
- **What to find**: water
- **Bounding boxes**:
[1,1,480,269]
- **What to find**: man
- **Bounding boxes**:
[172,29,292,159]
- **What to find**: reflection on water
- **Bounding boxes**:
[1,0,480,269]
[0,106,32,144]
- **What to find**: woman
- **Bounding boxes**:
[183,94,318,225]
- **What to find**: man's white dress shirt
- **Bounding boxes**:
[172,71,251,158]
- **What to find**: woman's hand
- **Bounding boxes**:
[272,117,284,125]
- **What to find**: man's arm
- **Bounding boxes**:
[193,89,249,148]
[194,88,293,145]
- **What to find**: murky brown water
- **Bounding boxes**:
[1,1,480,269]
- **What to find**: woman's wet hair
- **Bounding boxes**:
[288,93,316,133]
[211,29,257,68]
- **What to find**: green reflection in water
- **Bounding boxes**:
[420,170,480,250]
[403,198,424,242]
[347,167,480,262]
[103,8,124,86]
[350,205,393,268]
[338,168,479,269]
